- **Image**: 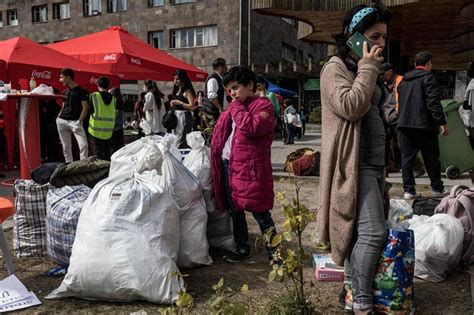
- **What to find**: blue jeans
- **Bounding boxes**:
[344,165,387,311]
[222,159,276,254]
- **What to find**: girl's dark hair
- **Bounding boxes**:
[223,66,257,93]
[144,79,163,110]
[109,86,124,110]
[139,91,147,102]
[172,69,196,98]
[333,3,392,60]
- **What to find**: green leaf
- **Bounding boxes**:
[240,284,249,292]
[271,234,282,247]
[176,292,193,308]
[282,231,292,242]
[277,268,284,277]
[217,277,224,288]
[268,270,277,282]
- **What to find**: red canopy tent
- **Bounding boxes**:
[48,26,208,82]
[0,60,6,83]
[0,37,119,170]
[0,37,119,91]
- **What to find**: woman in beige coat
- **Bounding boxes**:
[316,3,392,314]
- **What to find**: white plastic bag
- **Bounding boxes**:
[46,173,183,303]
[387,199,413,231]
[156,135,212,269]
[109,135,180,178]
[408,214,464,282]
[183,131,214,212]
[31,83,54,95]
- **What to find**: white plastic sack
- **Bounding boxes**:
[31,83,54,95]
[183,131,214,212]
[46,172,183,303]
[109,135,180,178]
[207,210,236,252]
[387,199,413,231]
[156,135,212,269]
[408,214,464,282]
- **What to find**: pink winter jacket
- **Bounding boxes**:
[211,96,275,213]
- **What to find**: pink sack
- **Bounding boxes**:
[435,185,474,263]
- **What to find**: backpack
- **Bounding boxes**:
[412,196,442,217]
[434,185,474,263]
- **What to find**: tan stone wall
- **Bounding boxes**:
[0,0,326,84]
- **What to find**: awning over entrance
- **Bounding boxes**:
[253,0,474,70]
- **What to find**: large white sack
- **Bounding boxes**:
[408,214,464,282]
[46,172,183,303]
[207,210,236,252]
[183,132,214,212]
[156,135,212,269]
[109,135,180,178]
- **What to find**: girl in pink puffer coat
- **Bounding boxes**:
[211,66,276,263]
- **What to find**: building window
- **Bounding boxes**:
[84,0,101,16]
[0,12,3,28]
[148,31,164,49]
[53,2,70,20]
[108,0,127,13]
[171,26,217,49]
[7,9,18,26]
[171,0,196,4]
[297,50,303,63]
[281,43,296,61]
[32,5,48,23]
[149,0,164,6]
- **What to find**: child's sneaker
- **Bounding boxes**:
[225,249,250,263]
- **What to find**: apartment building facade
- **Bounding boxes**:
[0,0,326,102]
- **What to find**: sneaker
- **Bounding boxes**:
[432,188,449,197]
[404,192,421,200]
[225,249,250,263]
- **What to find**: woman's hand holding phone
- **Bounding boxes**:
[362,41,384,62]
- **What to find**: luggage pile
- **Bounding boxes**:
[12,131,223,304]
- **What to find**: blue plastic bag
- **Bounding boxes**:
[373,228,415,314]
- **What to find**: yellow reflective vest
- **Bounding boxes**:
[88,92,116,140]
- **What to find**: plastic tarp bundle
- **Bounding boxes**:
[47,146,183,303]
[46,185,91,267]
[182,132,235,252]
[408,214,464,282]
[156,135,212,269]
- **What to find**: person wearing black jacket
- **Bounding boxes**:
[397,51,448,199]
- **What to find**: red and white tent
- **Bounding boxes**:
[0,37,119,91]
[48,26,208,81]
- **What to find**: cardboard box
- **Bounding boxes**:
[313,254,344,282]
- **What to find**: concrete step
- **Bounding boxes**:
[305,124,321,132]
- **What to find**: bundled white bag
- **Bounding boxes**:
[156,135,212,269]
[182,132,235,252]
[109,133,180,178]
[408,214,464,282]
[46,171,183,303]
[183,131,214,212]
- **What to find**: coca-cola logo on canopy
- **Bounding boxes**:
[90,76,98,84]
[104,54,117,61]
[31,69,52,79]
[130,57,142,65]
[195,73,205,79]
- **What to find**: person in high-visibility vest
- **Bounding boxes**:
[88,76,116,161]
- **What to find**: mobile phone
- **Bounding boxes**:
[346,32,373,59]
